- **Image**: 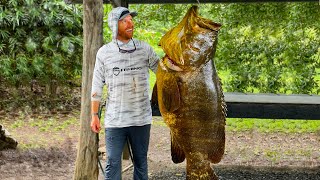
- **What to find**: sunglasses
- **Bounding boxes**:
[117,39,136,53]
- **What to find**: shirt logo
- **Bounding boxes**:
[113,66,143,76]
[113,67,120,76]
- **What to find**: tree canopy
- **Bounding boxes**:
[129,3,320,94]
[0,1,319,97]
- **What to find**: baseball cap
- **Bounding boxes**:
[119,9,137,20]
[108,7,137,22]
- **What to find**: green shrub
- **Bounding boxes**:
[0,0,83,90]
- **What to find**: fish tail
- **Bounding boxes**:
[186,159,219,180]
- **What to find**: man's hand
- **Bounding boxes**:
[91,115,101,133]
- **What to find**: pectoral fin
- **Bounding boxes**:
[151,82,158,108]
[162,79,180,112]
[171,132,185,163]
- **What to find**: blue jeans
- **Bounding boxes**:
[105,124,151,180]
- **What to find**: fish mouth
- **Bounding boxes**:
[159,5,221,69]
[162,55,183,72]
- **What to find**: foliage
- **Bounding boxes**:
[126,3,320,94]
[0,0,83,92]
[213,3,320,94]
[1,2,319,112]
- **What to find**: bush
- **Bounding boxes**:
[0,0,83,94]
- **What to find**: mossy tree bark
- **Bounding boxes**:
[73,0,103,179]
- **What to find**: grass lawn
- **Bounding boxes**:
[226,118,320,133]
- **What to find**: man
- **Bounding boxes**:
[90,7,159,180]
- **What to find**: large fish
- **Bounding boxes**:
[152,6,226,180]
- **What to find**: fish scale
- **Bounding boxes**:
[152,5,226,180]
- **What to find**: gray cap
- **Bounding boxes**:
[119,9,137,20]
[108,7,138,41]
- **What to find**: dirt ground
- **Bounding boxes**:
[0,115,319,180]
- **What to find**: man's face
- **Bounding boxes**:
[117,15,134,41]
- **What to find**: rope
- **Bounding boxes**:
[97,148,106,177]
[97,103,106,176]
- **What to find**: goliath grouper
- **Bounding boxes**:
[152,6,226,180]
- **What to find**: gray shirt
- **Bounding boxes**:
[91,39,159,128]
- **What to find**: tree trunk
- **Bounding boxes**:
[73,0,103,179]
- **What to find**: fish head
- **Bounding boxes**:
[159,6,221,71]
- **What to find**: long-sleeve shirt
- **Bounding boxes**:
[91,39,159,128]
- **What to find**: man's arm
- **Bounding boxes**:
[91,100,101,133]
[145,43,160,73]
[91,48,105,133]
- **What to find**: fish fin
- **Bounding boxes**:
[162,80,180,112]
[151,82,158,108]
[151,82,162,116]
[217,77,227,119]
[171,133,185,163]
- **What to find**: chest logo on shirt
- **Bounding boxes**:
[113,67,120,76]
[113,66,143,76]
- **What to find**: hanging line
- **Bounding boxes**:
[196,0,200,5]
